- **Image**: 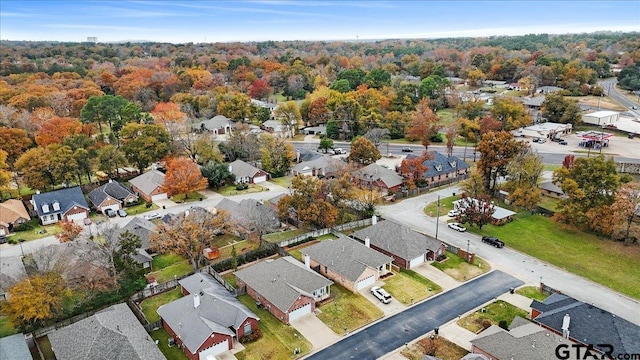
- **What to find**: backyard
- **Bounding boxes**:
[237,294,311,360]
[262,228,310,244]
[316,285,384,334]
[456,300,529,333]
[431,251,490,281]
[469,212,640,299]
[151,328,188,360]
[148,254,193,283]
[140,287,182,323]
[383,270,442,305]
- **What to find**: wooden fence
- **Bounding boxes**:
[199,266,239,295]
[276,218,373,248]
[128,278,181,302]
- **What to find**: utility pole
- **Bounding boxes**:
[435,195,440,240]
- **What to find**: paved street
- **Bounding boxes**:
[377,187,640,326]
[305,270,522,360]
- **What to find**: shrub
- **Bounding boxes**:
[235,183,249,190]
[8,238,18,245]
[498,320,509,330]
[14,222,34,232]
[240,328,262,343]
[481,319,492,329]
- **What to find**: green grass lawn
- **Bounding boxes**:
[431,251,490,282]
[237,294,311,360]
[210,233,245,249]
[457,300,529,333]
[170,191,204,203]
[262,228,310,243]
[222,272,237,287]
[270,176,292,189]
[516,286,549,302]
[543,164,561,171]
[148,260,193,283]
[151,328,188,360]
[216,184,269,196]
[125,202,159,215]
[140,288,182,323]
[0,315,17,337]
[317,285,384,334]
[436,108,457,127]
[11,219,62,242]
[217,240,258,261]
[424,195,460,217]
[383,270,442,305]
[467,212,640,299]
[152,253,186,269]
[537,196,560,212]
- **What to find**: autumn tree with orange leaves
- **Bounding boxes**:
[151,101,187,143]
[161,157,208,200]
[4,272,67,329]
[406,98,441,150]
[399,152,433,189]
[35,117,83,146]
[55,220,83,243]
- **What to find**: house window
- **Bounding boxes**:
[244,322,252,336]
[435,165,442,172]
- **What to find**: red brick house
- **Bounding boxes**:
[30,187,90,225]
[87,180,139,214]
[351,163,404,194]
[129,170,167,202]
[157,273,260,360]
[229,159,270,184]
[234,257,333,324]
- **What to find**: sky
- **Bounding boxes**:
[1,0,638,43]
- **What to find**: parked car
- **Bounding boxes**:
[447,209,460,217]
[536,138,546,143]
[104,209,116,218]
[333,148,347,154]
[447,222,466,232]
[0,235,7,244]
[118,209,128,217]
[401,147,413,152]
[83,218,92,226]
[371,286,392,304]
[482,236,505,248]
[632,105,638,110]
[144,212,162,220]
[559,140,568,145]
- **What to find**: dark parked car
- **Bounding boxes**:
[401,147,413,152]
[560,140,568,145]
[482,236,505,248]
[104,208,116,218]
[117,209,128,217]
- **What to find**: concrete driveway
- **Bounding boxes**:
[360,283,406,316]
[291,313,339,350]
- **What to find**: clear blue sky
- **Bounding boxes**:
[1,1,638,43]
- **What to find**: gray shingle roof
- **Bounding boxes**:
[0,334,31,360]
[471,322,573,360]
[531,294,640,357]
[539,181,564,195]
[352,163,404,189]
[129,170,165,196]
[351,220,443,261]
[292,156,345,175]
[215,198,279,231]
[406,151,470,179]
[87,181,137,208]
[0,256,27,293]
[158,274,259,353]
[295,148,324,162]
[48,303,166,360]
[198,115,236,131]
[228,160,266,179]
[31,186,89,217]
[117,217,157,250]
[301,236,392,282]
[234,257,333,313]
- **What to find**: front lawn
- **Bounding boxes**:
[237,294,311,360]
[468,212,640,299]
[431,251,490,282]
[170,191,204,203]
[262,228,310,243]
[216,184,268,196]
[457,300,529,333]
[383,270,442,305]
[11,219,62,242]
[151,328,188,360]
[0,315,17,337]
[140,288,183,323]
[148,260,193,283]
[423,195,460,217]
[516,286,549,302]
[270,176,292,189]
[125,201,159,215]
[401,336,469,360]
[316,285,384,334]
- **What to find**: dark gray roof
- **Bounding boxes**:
[352,163,404,189]
[301,236,392,282]
[406,151,470,179]
[48,303,166,360]
[234,257,333,313]
[87,181,137,208]
[179,272,220,295]
[229,159,266,178]
[296,148,324,162]
[471,321,573,360]
[522,96,546,107]
[132,249,152,265]
[531,294,640,357]
[292,156,345,175]
[539,181,564,195]
[216,198,279,231]
[158,274,258,353]
[351,220,443,260]
[0,334,31,360]
[129,170,165,196]
[268,193,286,207]
[0,256,27,293]
[32,186,89,217]
[117,217,157,250]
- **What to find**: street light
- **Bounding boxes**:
[435,195,441,240]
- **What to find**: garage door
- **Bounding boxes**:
[409,254,425,269]
[66,212,87,223]
[151,193,168,201]
[198,339,229,360]
[288,303,312,322]
[101,204,120,214]
[356,275,376,291]
[253,175,267,183]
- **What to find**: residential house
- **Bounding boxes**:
[291,156,345,178]
[301,124,327,135]
[482,80,508,88]
[404,152,470,187]
[251,98,277,119]
[87,179,139,214]
[261,119,289,137]
[537,86,563,94]
[49,303,166,360]
[228,159,269,184]
[129,169,167,203]
[197,115,236,135]
[116,217,157,269]
[158,273,260,360]
[0,256,27,301]
[0,334,31,360]
[351,218,446,269]
[470,317,575,360]
[301,235,393,292]
[352,163,404,194]
[235,256,333,324]
[0,199,30,235]
[294,148,324,163]
[31,187,89,225]
[215,198,280,238]
[521,95,545,110]
[530,293,640,358]
[539,181,565,199]
[267,193,286,212]
[453,198,516,225]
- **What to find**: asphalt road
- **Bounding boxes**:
[599,78,640,117]
[305,270,523,360]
